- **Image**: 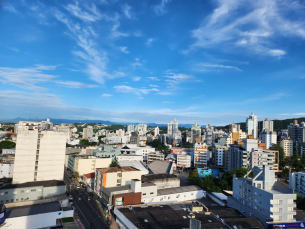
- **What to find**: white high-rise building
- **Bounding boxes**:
[260,118,274,132]
[191,123,201,143]
[83,126,93,139]
[279,139,293,157]
[116,129,125,137]
[168,118,179,144]
[135,124,147,134]
[261,130,277,149]
[246,113,258,139]
[127,124,135,133]
[194,141,207,168]
[13,120,66,184]
[154,126,159,137]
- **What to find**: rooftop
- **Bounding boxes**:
[141,182,157,187]
[141,174,179,182]
[147,161,172,174]
[6,202,61,218]
[105,185,131,192]
[0,179,65,190]
[96,166,139,173]
[157,186,202,196]
[83,172,95,179]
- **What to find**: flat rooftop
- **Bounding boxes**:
[157,186,202,196]
[96,166,139,173]
[6,202,61,218]
[0,180,65,190]
[141,174,179,182]
[105,185,132,192]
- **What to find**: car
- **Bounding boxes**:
[77,186,80,189]
[88,196,91,201]
[69,195,73,201]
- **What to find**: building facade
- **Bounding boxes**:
[191,123,201,143]
[177,152,191,168]
[289,171,305,196]
[279,139,293,157]
[246,113,258,139]
[261,131,277,149]
[194,142,208,168]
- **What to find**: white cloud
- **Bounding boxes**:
[146,38,154,46]
[122,4,133,19]
[114,85,159,96]
[163,101,175,103]
[131,58,142,69]
[153,0,171,15]
[64,2,101,22]
[119,46,129,54]
[54,9,124,84]
[55,81,99,88]
[7,47,19,52]
[198,63,242,71]
[3,3,17,13]
[102,93,113,97]
[147,77,160,81]
[149,84,159,87]
[190,0,305,57]
[111,22,129,38]
[133,77,141,81]
[0,65,57,91]
[164,73,193,89]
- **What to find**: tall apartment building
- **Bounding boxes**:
[204,125,213,145]
[246,113,258,139]
[191,123,201,143]
[154,126,159,137]
[279,139,293,157]
[259,118,274,132]
[194,141,207,168]
[116,129,125,137]
[13,120,66,184]
[212,146,229,169]
[228,165,296,227]
[229,121,240,132]
[168,118,180,144]
[135,124,147,134]
[288,120,305,142]
[127,124,135,133]
[83,126,93,139]
[289,171,305,196]
[261,130,277,149]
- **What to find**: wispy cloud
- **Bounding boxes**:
[55,81,99,88]
[149,84,159,87]
[54,9,124,84]
[0,65,57,91]
[119,46,129,54]
[153,0,171,15]
[147,77,160,81]
[7,47,20,52]
[64,2,101,22]
[3,3,17,13]
[131,58,142,69]
[163,101,175,103]
[146,38,154,46]
[111,22,129,38]
[196,63,242,72]
[122,4,133,19]
[102,93,113,97]
[164,73,193,88]
[133,77,141,81]
[190,0,305,57]
[114,85,159,97]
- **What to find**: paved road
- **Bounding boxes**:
[64,171,109,229]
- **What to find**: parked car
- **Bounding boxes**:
[88,196,91,201]
[69,195,73,201]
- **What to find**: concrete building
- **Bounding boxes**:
[120,145,155,161]
[167,118,182,144]
[127,124,135,133]
[228,165,296,227]
[194,141,208,168]
[147,152,164,163]
[246,113,258,139]
[116,129,125,137]
[259,118,274,133]
[147,161,174,174]
[177,152,191,168]
[2,148,15,155]
[94,167,142,198]
[279,139,293,157]
[135,124,147,134]
[68,154,111,175]
[83,126,93,139]
[204,125,213,145]
[0,162,14,179]
[288,120,305,142]
[93,145,122,160]
[2,201,73,229]
[191,123,201,143]
[141,174,180,189]
[81,172,95,190]
[261,130,277,149]
[154,126,159,137]
[0,179,66,204]
[296,141,305,156]
[118,161,149,175]
[116,154,143,162]
[16,119,53,133]
[212,146,229,169]
[289,171,305,196]
[106,136,127,144]
[13,124,66,184]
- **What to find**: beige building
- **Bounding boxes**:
[95,167,142,197]
[147,152,164,163]
[68,154,111,175]
[194,141,207,168]
[116,154,143,162]
[13,125,66,184]
[279,139,293,157]
[177,152,191,168]
[263,150,279,172]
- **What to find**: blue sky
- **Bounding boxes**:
[0,0,305,125]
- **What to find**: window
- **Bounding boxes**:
[13,191,17,195]
[143,193,146,196]
[21,198,23,201]
[16,199,19,201]
[6,200,8,203]
[5,192,8,194]
[38,189,42,192]
[0,193,4,196]
[31,189,36,192]
[150,192,154,195]
[21,190,24,193]
[11,199,14,202]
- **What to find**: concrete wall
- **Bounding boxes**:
[0,163,14,179]
[142,190,205,204]
[141,185,157,198]
[121,171,142,186]
[95,158,112,169]
[147,178,180,190]
[113,192,142,206]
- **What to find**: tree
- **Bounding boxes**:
[185,142,193,148]
[208,146,212,151]
[0,141,16,153]
[270,143,285,169]
[74,172,79,179]
[79,139,90,145]
[66,143,72,147]
[110,158,119,167]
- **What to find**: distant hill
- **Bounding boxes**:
[0,117,203,128]
[216,117,305,133]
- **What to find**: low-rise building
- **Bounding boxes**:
[141,174,180,189]
[0,162,14,179]
[93,145,122,160]
[81,172,95,190]
[147,152,164,163]
[120,145,155,161]
[68,154,111,175]
[106,136,127,144]
[177,152,191,168]
[228,165,296,228]
[116,154,143,162]
[1,148,15,155]
[147,161,174,174]
[118,161,149,175]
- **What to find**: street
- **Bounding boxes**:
[64,170,109,229]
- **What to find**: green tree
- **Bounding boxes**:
[185,142,193,148]
[0,141,16,153]
[208,146,212,151]
[270,143,285,169]
[79,139,90,145]
[74,172,79,179]
[110,158,119,167]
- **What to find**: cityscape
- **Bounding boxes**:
[1,0,305,229]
